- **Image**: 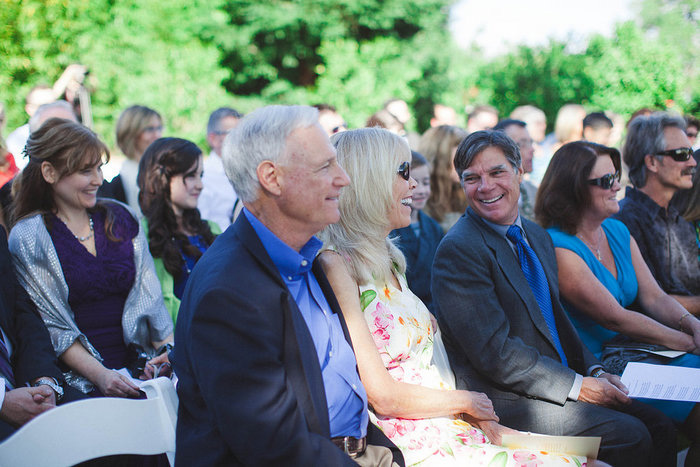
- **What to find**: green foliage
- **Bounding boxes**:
[584,22,686,115]
[1,0,234,149]
[1,0,696,148]
[477,41,592,128]
[477,18,694,129]
[219,0,473,132]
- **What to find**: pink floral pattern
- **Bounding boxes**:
[359,275,587,467]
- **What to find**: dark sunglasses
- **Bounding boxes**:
[656,147,693,162]
[397,161,411,181]
[588,171,620,190]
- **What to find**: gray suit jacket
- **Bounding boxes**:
[432,208,599,407]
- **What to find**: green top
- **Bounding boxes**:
[141,218,221,323]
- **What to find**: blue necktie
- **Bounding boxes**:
[0,330,15,390]
[506,225,568,366]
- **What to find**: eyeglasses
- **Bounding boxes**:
[143,125,163,134]
[397,161,410,181]
[656,147,693,162]
[588,171,620,190]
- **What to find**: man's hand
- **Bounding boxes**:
[579,376,630,407]
[0,386,55,427]
[142,352,171,380]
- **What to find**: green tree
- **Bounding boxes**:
[0,0,234,148]
[218,0,476,132]
[636,0,700,113]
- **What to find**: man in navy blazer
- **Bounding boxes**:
[173,105,403,466]
[432,131,676,467]
[0,227,82,440]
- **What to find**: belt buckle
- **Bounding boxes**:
[343,437,353,457]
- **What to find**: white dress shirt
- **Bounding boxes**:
[198,151,237,231]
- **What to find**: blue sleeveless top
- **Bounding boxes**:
[548,218,638,356]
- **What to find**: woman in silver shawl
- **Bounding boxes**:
[9,118,173,397]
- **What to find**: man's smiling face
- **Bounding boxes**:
[461,145,523,225]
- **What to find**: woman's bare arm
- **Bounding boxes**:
[319,251,497,421]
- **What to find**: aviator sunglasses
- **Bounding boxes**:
[588,170,620,190]
[397,161,411,181]
[656,147,693,162]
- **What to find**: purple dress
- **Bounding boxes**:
[48,205,138,370]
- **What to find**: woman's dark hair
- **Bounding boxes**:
[535,141,621,234]
[137,137,216,280]
[11,118,118,237]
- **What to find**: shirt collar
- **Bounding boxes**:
[243,208,320,278]
[481,213,524,239]
[625,187,680,221]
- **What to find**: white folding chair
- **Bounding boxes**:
[0,376,177,466]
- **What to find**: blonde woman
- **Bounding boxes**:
[418,125,467,232]
[318,127,590,466]
[99,105,163,213]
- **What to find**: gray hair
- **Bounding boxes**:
[221,105,319,203]
[207,107,243,134]
[454,130,521,181]
[29,100,76,132]
[319,127,408,284]
[624,112,686,188]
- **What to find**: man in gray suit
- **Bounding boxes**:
[432,130,676,467]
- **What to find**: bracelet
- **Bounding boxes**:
[679,312,693,333]
[591,368,605,378]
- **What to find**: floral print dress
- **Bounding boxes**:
[359,274,587,467]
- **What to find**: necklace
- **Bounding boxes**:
[577,227,602,261]
[74,216,94,242]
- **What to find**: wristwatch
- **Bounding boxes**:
[33,377,64,401]
[591,368,606,378]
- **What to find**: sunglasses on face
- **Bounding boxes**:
[588,171,620,190]
[656,147,693,162]
[397,161,411,181]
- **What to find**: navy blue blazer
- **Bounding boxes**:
[390,211,443,312]
[173,213,402,466]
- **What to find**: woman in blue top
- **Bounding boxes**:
[536,140,700,465]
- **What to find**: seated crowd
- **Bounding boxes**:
[0,94,698,467]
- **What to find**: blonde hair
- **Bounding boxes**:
[115,105,161,160]
[319,128,408,284]
[418,125,467,222]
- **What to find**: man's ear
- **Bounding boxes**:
[256,160,282,196]
[40,161,58,184]
[644,154,659,173]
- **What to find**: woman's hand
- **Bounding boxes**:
[461,390,498,422]
[474,420,519,446]
[142,352,171,380]
[96,368,140,398]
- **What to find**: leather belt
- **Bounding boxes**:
[331,436,367,458]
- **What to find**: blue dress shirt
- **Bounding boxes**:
[244,208,368,438]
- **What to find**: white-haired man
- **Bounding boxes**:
[173,105,403,466]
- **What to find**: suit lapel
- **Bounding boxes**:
[470,210,559,352]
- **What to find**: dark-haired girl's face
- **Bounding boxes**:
[169,155,203,218]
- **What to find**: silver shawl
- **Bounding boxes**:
[8,204,173,393]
